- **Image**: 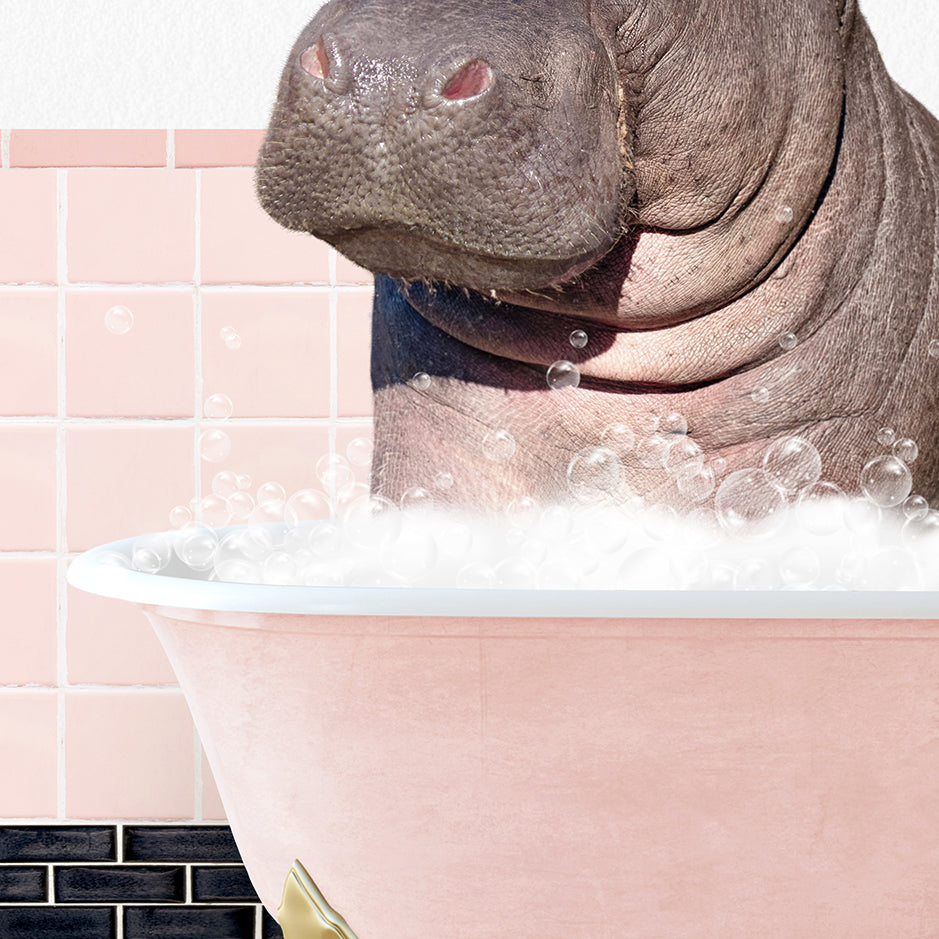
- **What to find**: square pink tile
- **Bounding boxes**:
[201,291,330,418]
[66,424,195,550]
[0,691,58,816]
[336,288,374,418]
[200,425,331,507]
[67,169,197,283]
[0,426,57,550]
[66,691,195,819]
[0,289,58,416]
[201,750,227,821]
[0,559,57,686]
[66,581,176,686]
[174,131,265,168]
[335,252,373,285]
[11,131,167,168]
[0,170,57,283]
[66,290,194,417]
[200,168,330,284]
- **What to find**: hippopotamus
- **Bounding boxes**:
[256,0,939,513]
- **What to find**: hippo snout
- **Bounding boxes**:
[256,0,627,291]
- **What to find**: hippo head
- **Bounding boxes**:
[257,0,631,290]
[256,0,939,512]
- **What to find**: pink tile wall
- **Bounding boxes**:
[0,130,374,823]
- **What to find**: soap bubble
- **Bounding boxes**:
[220,326,242,350]
[433,471,454,491]
[750,386,770,404]
[844,497,882,536]
[762,436,822,493]
[131,534,171,573]
[540,504,574,541]
[775,205,794,224]
[796,482,846,535]
[876,427,896,447]
[436,519,473,559]
[203,394,233,420]
[903,495,930,521]
[346,437,373,467]
[400,486,435,512]
[735,558,778,591]
[566,446,622,503]
[262,552,297,586]
[409,372,431,391]
[928,339,939,358]
[343,494,402,547]
[546,360,580,390]
[893,438,918,463]
[251,500,285,524]
[859,454,913,507]
[236,473,252,490]
[710,456,728,477]
[482,429,516,462]
[197,494,231,527]
[599,422,635,457]
[227,491,255,521]
[569,329,588,349]
[215,559,262,584]
[714,468,787,537]
[199,429,231,463]
[676,464,716,502]
[494,557,539,588]
[211,470,239,499]
[636,434,671,468]
[779,546,821,587]
[337,482,369,509]
[902,510,939,547]
[174,528,219,571]
[660,412,688,436]
[285,488,331,524]
[639,413,659,434]
[505,496,540,529]
[105,305,134,335]
[307,521,342,558]
[169,505,193,529]
[778,331,798,351]
[665,437,703,476]
[457,561,496,588]
[257,481,287,506]
[218,527,274,563]
[315,454,355,494]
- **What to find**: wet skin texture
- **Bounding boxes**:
[257,0,939,510]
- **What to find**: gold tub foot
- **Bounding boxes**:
[277,860,360,939]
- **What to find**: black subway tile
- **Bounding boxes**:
[0,906,114,938]
[124,905,255,939]
[123,826,240,863]
[262,908,286,938]
[55,865,186,903]
[0,867,47,902]
[0,826,116,862]
[191,865,259,902]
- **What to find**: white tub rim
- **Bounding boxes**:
[67,529,939,620]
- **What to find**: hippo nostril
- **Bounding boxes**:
[300,37,330,81]
[441,59,493,101]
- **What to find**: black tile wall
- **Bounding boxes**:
[0,825,285,939]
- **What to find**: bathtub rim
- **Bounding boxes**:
[67,530,939,620]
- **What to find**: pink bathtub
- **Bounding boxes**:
[69,532,939,937]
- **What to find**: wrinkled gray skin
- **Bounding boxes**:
[257,0,939,511]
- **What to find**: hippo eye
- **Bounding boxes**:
[441,59,493,101]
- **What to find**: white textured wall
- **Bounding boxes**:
[0,0,936,127]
